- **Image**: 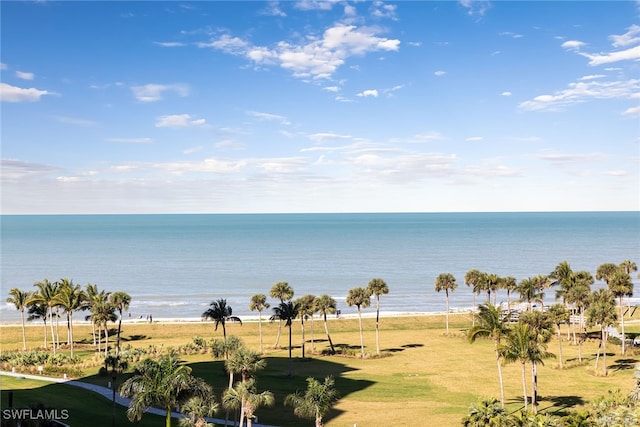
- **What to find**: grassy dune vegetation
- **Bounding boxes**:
[2,313,640,426]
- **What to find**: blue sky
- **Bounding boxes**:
[1,1,638,214]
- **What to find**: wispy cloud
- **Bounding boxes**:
[562,25,640,66]
[16,71,34,80]
[0,83,51,102]
[246,111,291,125]
[357,89,378,97]
[155,114,206,128]
[53,115,97,127]
[107,137,153,143]
[153,41,186,47]
[131,83,189,102]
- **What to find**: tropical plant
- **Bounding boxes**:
[517,277,542,311]
[249,294,270,354]
[500,276,517,313]
[119,351,211,427]
[606,268,633,355]
[271,300,299,376]
[92,297,117,356]
[109,291,131,357]
[269,281,294,348]
[434,273,457,334]
[285,376,339,427]
[461,397,507,427]
[225,347,266,385]
[565,270,594,357]
[586,288,618,376]
[482,273,501,305]
[26,300,48,348]
[85,284,109,346]
[468,303,509,407]
[223,378,274,427]
[52,279,86,358]
[314,294,337,354]
[296,294,316,358]
[7,288,31,351]
[202,298,234,357]
[29,279,59,353]
[366,278,389,355]
[547,304,569,369]
[178,390,219,427]
[346,287,371,357]
[500,323,533,411]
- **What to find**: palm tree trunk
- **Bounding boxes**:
[531,361,538,414]
[315,413,323,427]
[557,328,563,369]
[274,320,282,348]
[521,361,528,411]
[69,312,74,358]
[49,307,56,355]
[493,339,505,408]
[165,407,171,427]
[322,313,335,354]
[445,292,450,335]
[375,296,380,355]
[300,316,306,358]
[116,309,123,357]
[357,308,365,357]
[603,329,608,376]
[92,320,96,346]
[42,319,47,349]
[310,315,315,353]
[105,325,109,357]
[288,324,293,376]
[55,307,60,349]
[620,296,626,356]
[258,311,263,354]
[20,309,26,351]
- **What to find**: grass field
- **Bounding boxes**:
[2,314,640,426]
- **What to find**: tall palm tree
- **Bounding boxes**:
[109,291,132,357]
[30,279,59,353]
[606,268,633,355]
[586,288,618,376]
[120,351,211,427]
[296,294,316,358]
[225,347,266,385]
[483,273,501,305]
[517,277,542,311]
[202,298,234,357]
[285,376,340,427]
[501,276,517,314]
[269,281,294,348]
[595,263,620,283]
[7,288,31,350]
[468,303,509,408]
[92,297,117,356]
[271,300,299,376]
[314,294,337,354]
[532,274,552,310]
[346,287,370,358]
[223,379,275,427]
[249,294,270,354]
[565,270,594,355]
[500,323,533,410]
[26,301,48,348]
[366,278,389,355]
[52,279,86,357]
[85,284,109,346]
[434,273,458,335]
[547,304,569,369]
[465,270,484,318]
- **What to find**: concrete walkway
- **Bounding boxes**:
[1,371,279,427]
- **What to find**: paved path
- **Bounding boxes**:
[1,371,279,427]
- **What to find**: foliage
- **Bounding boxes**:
[285,376,339,427]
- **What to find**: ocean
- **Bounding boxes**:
[1,212,638,322]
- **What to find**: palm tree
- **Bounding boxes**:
[202,298,234,357]
[7,288,31,350]
[465,269,485,323]
[269,281,294,348]
[249,294,270,354]
[547,304,569,369]
[211,335,245,392]
[517,277,542,311]
[346,287,370,358]
[366,278,389,355]
[85,284,109,346]
[225,347,266,385]
[314,294,337,354]
[550,260,574,301]
[26,301,48,348]
[532,274,552,310]
[30,279,59,353]
[109,291,131,357]
[620,259,638,276]
[120,351,211,427]
[595,263,620,283]
[606,268,633,355]
[483,273,501,305]
[296,294,316,358]
[178,389,219,427]
[92,297,117,356]
[285,376,340,427]
[271,300,299,376]
[52,279,86,357]
[223,379,274,427]
[586,288,618,376]
[565,270,594,355]
[468,303,509,408]
[500,323,533,410]
[461,397,506,427]
[434,273,458,334]
[501,276,517,314]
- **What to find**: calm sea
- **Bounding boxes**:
[1,212,639,322]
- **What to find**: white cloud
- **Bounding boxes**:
[0,159,61,180]
[580,45,640,66]
[499,31,523,39]
[357,89,378,97]
[579,74,605,81]
[371,1,397,20]
[323,86,340,92]
[465,136,483,141]
[501,91,512,96]
[155,114,206,128]
[108,137,153,143]
[261,1,286,17]
[199,24,400,80]
[536,152,606,164]
[16,71,34,80]
[308,132,352,142]
[623,105,640,117]
[294,0,336,11]
[53,115,97,127]
[458,0,492,17]
[519,79,639,111]
[0,63,7,70]
[561,40,585,51]
[0,82,50,102]
[153,41,185,47]
[246,111,291,125]
[154,157,248,175]
[609,24,640,48]
[434,70,446,77]
[131,83,189,102]
[605,170,629,176]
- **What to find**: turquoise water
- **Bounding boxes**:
[1,212,638,321]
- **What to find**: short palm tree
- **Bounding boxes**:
[434,273,457,334]
[346,287,370,357]
[202,298,234,357]
[7,288,31,350]
[269,281,294,348]
[285,376,339,427]
[366,278,389,355]
[249,294,270,354]
[120,351,211,427]
[296,294,316,358]
[109,291,132,357]
[225,347,266,385]
[468,303,509,408]
[178,390,219,427]
[587,288,618,376]
[223,379,274,427]
[314,294,337,354]
[461,397,506,427]
[271,300,299,376]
